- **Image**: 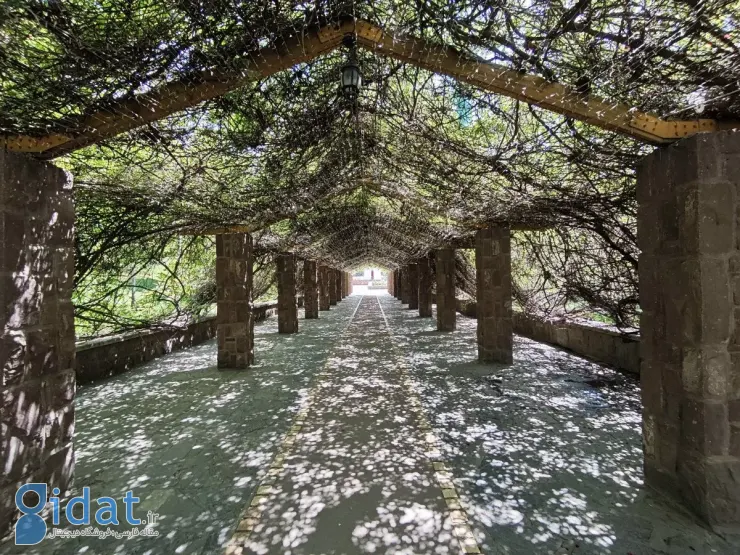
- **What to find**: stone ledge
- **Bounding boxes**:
[75,299,303,384]
[455,298,640,374]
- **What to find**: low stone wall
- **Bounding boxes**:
[75,317,218,384]
[75,300,291,384]
[455,299,640,374]
[368,283,388,290]
[513,312,640,374]
[456,298,477,318]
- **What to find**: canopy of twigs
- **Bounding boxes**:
[3,0,739,329]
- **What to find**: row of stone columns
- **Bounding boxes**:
[392,226,512,364]
[394,254,453,331]
[283,263,346,330]
[216,249,350,368]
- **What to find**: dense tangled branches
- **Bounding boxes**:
[3,1,739,332]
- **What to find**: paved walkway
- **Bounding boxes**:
[6,292,739,554]
[229,295,471,554]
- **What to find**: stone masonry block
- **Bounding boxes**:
[418,255,433,318]
[329,268,338,306]
[319,266,330,311]
[304,260,319,319]
[475,226,512,364]
[436,249,456,332]
[407,263,419,310]
[277,253,298,334]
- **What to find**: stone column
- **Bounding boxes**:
[436,248,456,331]
[638,130,740,531]
[394,269,400,299]
[339,270,345,300]
[418,255,433,318]
[335,269,343,302]
[407,263,419,310]
[276,253,298,333]
[216,233,253,369]
[328,268,338,306]
[304,260,319,319]
[319,266,330,311]
[400,267,409,304]
[387,270,393,294]
[475,226,512,363]
[0,152,75,534]
[347,272,353,295]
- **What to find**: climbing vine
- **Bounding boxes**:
[3,0,739,333]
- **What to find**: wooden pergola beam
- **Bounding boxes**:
[2,18,736,156]
[1,22,351,158]
[350,20,735,144]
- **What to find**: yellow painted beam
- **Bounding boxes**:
[6,23,350,158]
[0,134,72,153]
[1,18,736,156]
[352,21,735,144]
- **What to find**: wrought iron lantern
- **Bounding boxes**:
[340,37,362,100]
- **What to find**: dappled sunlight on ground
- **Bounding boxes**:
[5,300,359,555]
[5,292,738,554]
[239,297,460,554]
[382,296,737,554]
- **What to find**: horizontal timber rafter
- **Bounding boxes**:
[1,23,346,157]
[2,18,737,156]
